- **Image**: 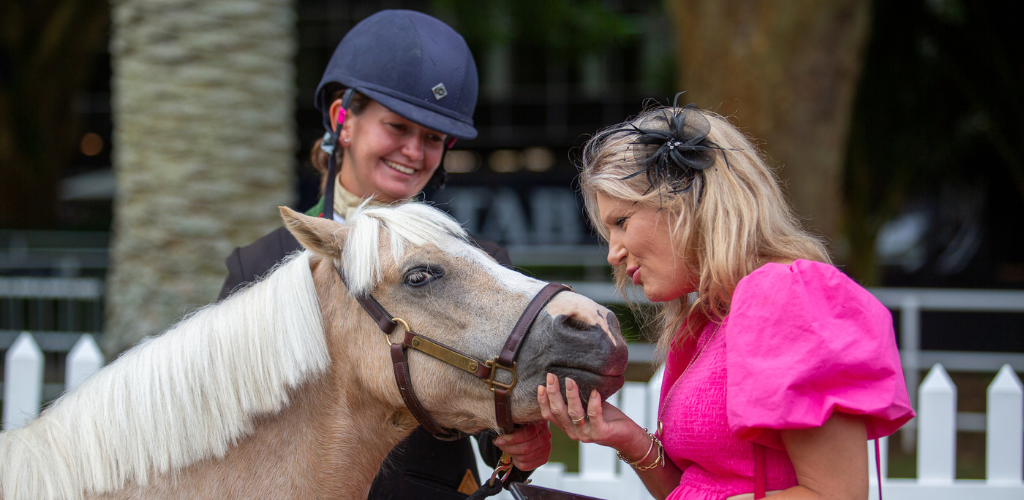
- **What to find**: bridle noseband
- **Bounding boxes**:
[337,266,570,440]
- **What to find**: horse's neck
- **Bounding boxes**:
[95,274,421,499]
[294,282,424,498]
[298,372,421,498]
[211,334,421,499]
[201,287,420,499]
[99,372,419,500]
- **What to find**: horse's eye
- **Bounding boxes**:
[404,266,443,287]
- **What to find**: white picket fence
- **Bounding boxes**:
[1,332,104,430]
[3,332,1022,498]
[475,363,1024,500]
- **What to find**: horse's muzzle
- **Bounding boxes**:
[520,301,629,409]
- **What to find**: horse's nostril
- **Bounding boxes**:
[561,315,592,332]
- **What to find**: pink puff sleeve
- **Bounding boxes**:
[725,260,914,450]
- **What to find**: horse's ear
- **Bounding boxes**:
[279,207,347,260]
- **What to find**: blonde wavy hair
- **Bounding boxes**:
[578,105,830,361]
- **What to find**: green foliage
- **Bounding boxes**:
[431,0,636,58]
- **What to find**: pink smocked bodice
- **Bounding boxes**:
[658,260,914,500]
[661,326,797,500]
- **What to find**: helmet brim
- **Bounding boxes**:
[359,87,478,140]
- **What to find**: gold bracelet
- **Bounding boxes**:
[616,429,664,470]
[632,440,664,471]
[616,432,655,466]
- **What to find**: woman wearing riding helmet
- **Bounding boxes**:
[219,10,550,499]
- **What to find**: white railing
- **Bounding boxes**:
[0,276,105,336]
[1,332,104,430]
[4,334,1021,498]
[475,363,1024,500]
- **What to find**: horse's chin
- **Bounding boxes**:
[547,366,626,408]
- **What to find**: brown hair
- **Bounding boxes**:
[309,89,372,193]
[578,106,830,362]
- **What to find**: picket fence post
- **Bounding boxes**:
[917,363,956,484]
[2,332,43,431]
[569,390,619,498]
[987,364,1023,485]
[647,366,664,432]
[620,381,655,500]
[66,334,104,391]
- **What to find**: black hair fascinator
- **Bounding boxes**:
[613,94,728,198]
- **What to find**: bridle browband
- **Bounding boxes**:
[336,266,570,439]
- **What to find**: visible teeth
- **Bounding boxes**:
[385,160,414,175]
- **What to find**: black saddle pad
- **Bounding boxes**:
[509,482,606,500]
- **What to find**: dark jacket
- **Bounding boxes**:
[219,225,523,499]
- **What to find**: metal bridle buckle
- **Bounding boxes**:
[484,357,517,391]
[387,317,410,346]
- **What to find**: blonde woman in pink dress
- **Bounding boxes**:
[537,99,914,500]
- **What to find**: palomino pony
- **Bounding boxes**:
[0,203,627,499]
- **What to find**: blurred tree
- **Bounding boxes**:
[104,0,297,355]
[432,0,634,59]
[665,0,872,256]
[0,0,108,229]
[432,0,638,102]
[845,0,1024,285]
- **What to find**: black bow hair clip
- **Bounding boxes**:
[608,94,732,199]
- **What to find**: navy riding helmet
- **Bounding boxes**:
[315,10,479,204]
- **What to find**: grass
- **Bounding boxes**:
[887,429,990,480]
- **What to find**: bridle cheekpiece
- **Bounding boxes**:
[336,266,570,440]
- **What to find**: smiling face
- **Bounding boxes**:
[337,100,445,202]
[596,192,694,303]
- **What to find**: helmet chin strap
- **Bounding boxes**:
[429,136,457,190]
[323,154,339,221]
[322,89,355,221]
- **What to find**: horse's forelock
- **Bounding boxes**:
[341,203,469,295]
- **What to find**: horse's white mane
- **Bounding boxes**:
[0,252,328,499]
[341,202,469,295]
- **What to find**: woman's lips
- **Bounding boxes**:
[627,266,640,285]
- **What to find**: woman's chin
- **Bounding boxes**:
[640,285,661,302]
[375,183,419,202]
[643,287,688,304]
[644,290,665,303]
[375,177,428,201]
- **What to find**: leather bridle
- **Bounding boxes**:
[337,266,570,439]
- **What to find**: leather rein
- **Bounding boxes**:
[337,266,570,439]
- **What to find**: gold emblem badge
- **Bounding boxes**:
[457,469,479,495]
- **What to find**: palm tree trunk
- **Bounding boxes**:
[105,0,297,355]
